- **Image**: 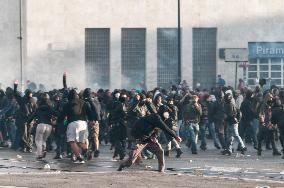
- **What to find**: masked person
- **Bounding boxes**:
[199,94,221,150]
[222,91,246,155]
[240,90,258,150]
[145,92,157,114]
[127,93,149,149]
[118,113,182,172]
[257,93,281,156]
[159,105,183,158]
[213,89,226,149]
[83,88,101,158]
[53,74,70,159]
[271,99,284,159]
[109,91,128,160]
[14,81,37,153]
[58,89,93,163]
[27,93,56,160]
[183,95,202,154]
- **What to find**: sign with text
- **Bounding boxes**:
[249,42,284,59]
[225,48,248,62]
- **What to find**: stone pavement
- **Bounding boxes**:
[0,141,283,187]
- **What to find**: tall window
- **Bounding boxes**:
[121,28,146,89]
[85,28,110,88]
[193,28,217,89]
[157,28,179,88]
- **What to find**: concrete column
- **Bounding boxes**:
[110,27,121,89]
[182,27,193,88]
[146,28,157,90]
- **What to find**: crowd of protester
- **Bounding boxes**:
[0,74,283,172]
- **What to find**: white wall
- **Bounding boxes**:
[0,0,20,89]
[21,0,284,89]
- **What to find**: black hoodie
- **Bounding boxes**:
[58,89,92,124]
[131,113,177,141]
[83,88,101,121]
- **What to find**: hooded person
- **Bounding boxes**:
[58,89,93,163]
[27,93,57,160]
[183,95,202,154]
[83,88,102,158]
[212,89,226,149]
[222,92,246,156]
[0,89,8,146]
[118,113,182,172]
[158,105,183,158]
[257,92,281,156]
[14,81,37,153]
[239,89,258,149]
[108,90,128,160]
[145,92,157,114]
[271,99,284,159]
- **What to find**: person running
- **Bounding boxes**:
[58,89,93,163]
[27,93,56,160]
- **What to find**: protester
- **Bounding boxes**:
[0,74,283,170]
[27,93,56,160]
[58,89,93,163]
[117,113,182,172]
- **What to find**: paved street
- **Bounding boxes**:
[0,141,283,187]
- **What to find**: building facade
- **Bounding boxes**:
[2,0,284,90]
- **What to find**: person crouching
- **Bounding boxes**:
[118,113,182,172]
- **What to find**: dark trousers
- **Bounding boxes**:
[239,120,258,147]
[110,122,127,159]
[257,126,278,152]
[215,120,225,149]
[56,134,66,155]
[18,123,33,150]
[120,137,165,172]
[113,140,126,159]
[279,128,284,153]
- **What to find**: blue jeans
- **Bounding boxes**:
[226,123,245,152]
[184,122,199,152]
[7,119,17,146]
[200,120,219,147]
[179,120,186,140]
[177,120,183,137]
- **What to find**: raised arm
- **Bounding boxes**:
[63,72,67,89]
[13,81,23,105]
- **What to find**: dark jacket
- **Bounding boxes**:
[271,106,284,130]
[109,99,127,123]
[259,94,274,127]
[128,100,149,120]
[83,97,101,122]
[168,104,178,121]
[200,101,209,122]
[13,84,37,124]
[163,117,178,141]
[206,101,215,123]
[27,104,56,125]
[240,98,256,122]
[213,99,225,122]
[183,101,202,123]
[58,90,92,124]
[83,88,101,122]
[131,114,177,141]
[145,100,157,114]
[224,99,238,124]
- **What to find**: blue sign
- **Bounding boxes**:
[248,42,284,59]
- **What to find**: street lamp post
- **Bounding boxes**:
[177,0,181,84]
[18,0,23,91]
